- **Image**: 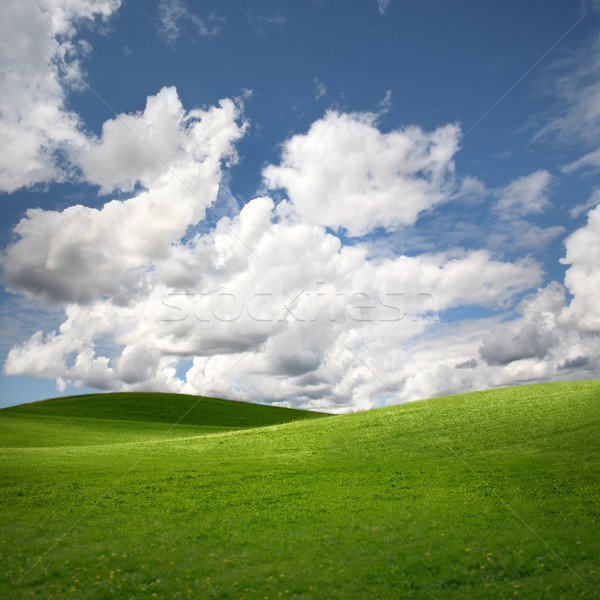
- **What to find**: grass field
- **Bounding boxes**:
[1,381,599,599]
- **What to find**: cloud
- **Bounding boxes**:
[7,181,593,412]
[2,88,247,304]
[569,188,600,219]
[457,205,600,389]
[562,147,600,173]
[377,90,393,114]
[478,282,566,369]
[3,13,599,413]
[0,0,121,193]
[455,359,477,369]
[3,187,545,411]
[377,0,392,15]
[537,33,600,171]
[372,171,563,259]
[78,86,246,194]
[79,86,186,193]
[384,272,600,405]
[486,219,565,255]
[157,0,222,47]
[495,170,553,216]
[0,295,63,360]
[463,170,564,256]
[560,204,600,332]
[313,78,327,100]
[2,66,574,412]
[246,10,286,34]
[3,304,117,390]
[558,355,588,370]
[263,110,461,237]
[479,323,555,366]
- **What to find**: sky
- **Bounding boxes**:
[0,0,599,412]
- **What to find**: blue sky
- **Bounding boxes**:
[1,0,599,411]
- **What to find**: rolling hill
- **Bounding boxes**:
[1,381,599,599]
[0,392,327,447]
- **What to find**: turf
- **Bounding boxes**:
[1,381,599,599]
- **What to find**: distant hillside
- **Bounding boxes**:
[0,392,328,448]
[3,391,328,426]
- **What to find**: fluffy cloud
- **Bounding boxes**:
[5,188,595,411]
[0,0,121,192]
[2,88,246,305]
[4,189,546,411]
[479,323,555,366]
[78,86,246,194]
[2,24,598,412]
[377,272,600,407]
[560,204,600,332]
[263,110,460,237]
[3,303,117,390]
[466,214,600,387]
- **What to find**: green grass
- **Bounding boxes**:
[0,392,326,447]
[1,381,599,599]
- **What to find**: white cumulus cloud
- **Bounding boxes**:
[263,110,461,237]
[2,14,597,412]
[4,190,547,411]
[0,0,121,193]
[560,204,600,332]
[2,88,247,304]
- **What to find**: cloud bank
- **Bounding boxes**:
[4,79,599,411]
[1,1,599,412]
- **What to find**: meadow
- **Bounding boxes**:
[0,381,598,599]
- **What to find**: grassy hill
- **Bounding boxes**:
[0,392,327,447]
[0,381,599,599]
